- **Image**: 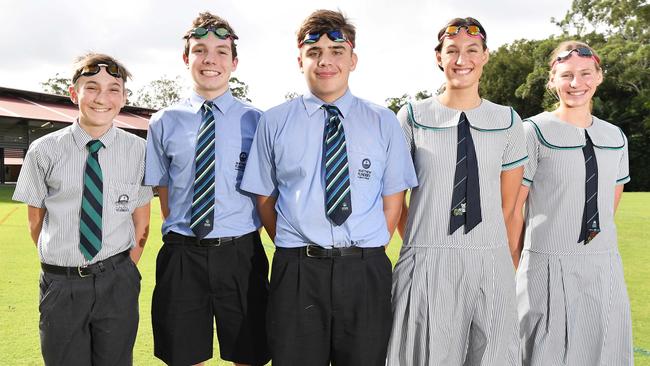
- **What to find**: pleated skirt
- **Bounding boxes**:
[516,250,633,366]
[388,246,520,366]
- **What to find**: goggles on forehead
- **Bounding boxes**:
[73,63,122,83]
[552,47,601,67]
[439,25,485,40]
[298,30,353,48]
[188,26,239,40]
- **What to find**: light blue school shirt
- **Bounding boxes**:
[144,90,262,237]
[240,89,417,248]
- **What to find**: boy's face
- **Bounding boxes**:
[298,34,357,103]
[184,32,238,100]
[69,67,126,130]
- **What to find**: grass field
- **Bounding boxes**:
[1,185,648,365]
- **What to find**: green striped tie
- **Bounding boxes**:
[80,140,104,260]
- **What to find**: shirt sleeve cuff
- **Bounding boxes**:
[502,155,529,171]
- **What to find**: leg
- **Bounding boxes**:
[91,259,140,366]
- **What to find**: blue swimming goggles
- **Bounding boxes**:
[298,30,353,48]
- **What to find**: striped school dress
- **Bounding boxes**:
[517,111,633,366]
[387,97,527,366]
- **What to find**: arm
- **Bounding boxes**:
[614,184,624,213]
[383,191,405,242]
[509,185,529,269]
[397,194,409,239]
[256,195,277,241]
[500,166,524,267]
[130,203,151,265]
[155,186,170,219]
[27,206,46,246]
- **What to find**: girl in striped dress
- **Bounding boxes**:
[514,41,633,365]
[387,17,527,366]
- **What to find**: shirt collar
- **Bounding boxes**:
[71,120,116,150]
[302,89,354,118]
[188,89,235,116]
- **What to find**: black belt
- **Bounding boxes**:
[163,231,252,247]
[277,245,385,258]
[41,250,130,278]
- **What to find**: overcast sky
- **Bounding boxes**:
[0,0,571,110]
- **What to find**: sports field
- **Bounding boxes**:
[1,186,648,365]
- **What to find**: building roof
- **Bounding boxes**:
[0,86,155,131]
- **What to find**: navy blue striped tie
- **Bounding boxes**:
[449,112,482,234]
[190,101,216,239]
[80,140,104,260]
[323,105,352,226]
[579,131,600,244]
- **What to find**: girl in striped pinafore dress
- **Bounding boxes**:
[513,41,633,366]
[387,17,526,366]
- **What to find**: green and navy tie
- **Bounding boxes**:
[80,140,104,260]
[579,131,600,244]
[323,104,352,226]
[190,101,216,239]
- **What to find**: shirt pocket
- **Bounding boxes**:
[347,148,385,202]
[106,181,140,214]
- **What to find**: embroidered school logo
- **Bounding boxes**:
[235,152,248,171]
[362,158,371,169]
[357,158,372,180]
[115,194,130,212]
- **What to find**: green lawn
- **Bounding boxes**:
[1,186,648,365]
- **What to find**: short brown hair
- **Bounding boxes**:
[183,11,238,59]
[434,17,488,53]
[297,9,356,49]
[71,52,131,87]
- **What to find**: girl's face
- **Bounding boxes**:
[436,29,489,91]
[549,53,602,109]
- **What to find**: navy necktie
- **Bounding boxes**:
[190,101,216,239]
[579,131,600,244]
[449,112,482,234]
[80,140,104,260]
[323,104,352,226]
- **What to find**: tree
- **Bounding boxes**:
[41,74,71,96]
[229,77,251,102]
[385,90,433,114]
[133,76,183,109]
[285,91,299,100]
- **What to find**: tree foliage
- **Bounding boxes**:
[41,73,72,96]
[229,76,251,102]
[134,76,183,109]
[385,90,432,114]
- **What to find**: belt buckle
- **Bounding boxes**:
[306,245,318,258]
[77,265,91,278]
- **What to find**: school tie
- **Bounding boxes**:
[449,112,482,234]
[579,131,600,244]
[323,104,352,226]
[190,101,216,239]
[80,140,104,260]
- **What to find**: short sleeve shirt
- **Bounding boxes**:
[522,112,630,254]
[240,89,418,248]
[13,122,153,266]
[145,90,262,237]
[399,97,528,249]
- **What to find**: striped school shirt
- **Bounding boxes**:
[13,122,153,266]
[399,97,528,249]
[522,112,630,255]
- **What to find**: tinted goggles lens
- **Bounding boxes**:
[74,63,122,83]
[555,47,601,65]
[299,30,352,48]
[440,25,484,40]
[189,27,238,40]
